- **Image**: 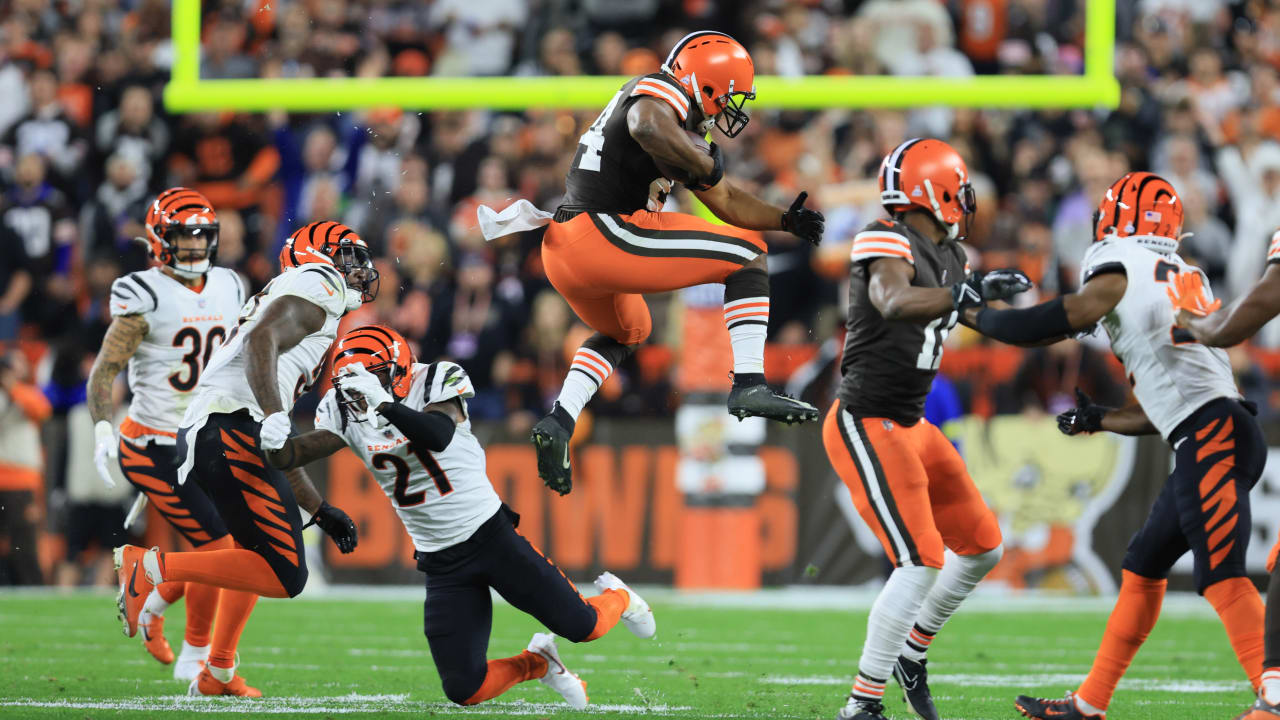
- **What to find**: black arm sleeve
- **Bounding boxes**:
[974,297,1075,345]
[377,403,456,452]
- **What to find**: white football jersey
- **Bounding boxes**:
[314,361,502,553]
[1080,238,1239,438]
[181,263,349,428]
[110,267,245,444]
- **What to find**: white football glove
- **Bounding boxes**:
[341,363,394,425]
[259,411,292,451]
[92,420,117,488]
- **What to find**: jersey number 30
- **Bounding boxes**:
[371,446,453,507]
[168,326,227,391]
[916,311,959,370]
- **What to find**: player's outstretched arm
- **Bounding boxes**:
[868,255,954,321]
[1100,404,1159,436]
[288,466,358,554]
[377,398,462,453]
[267,429,347,471]
[244,295,327,417]
[965,273,1127,345]
[1057,388,1157,437]
[1180,265,1280,347]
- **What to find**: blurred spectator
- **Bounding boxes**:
[94,85,169,193]
[516,28,584,77]
[4,153,77,335]
[429,0,527,77]
[201,19,257,80]
[0,222,30,340]
[2,68,86,197]
[345,108,419,247]
[0,348,50,585]
[169,114,280,250]
[80,152,149,270]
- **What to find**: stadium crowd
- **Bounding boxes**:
[0,0,1277,583]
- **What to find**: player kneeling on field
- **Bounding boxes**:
[268,325,656,708]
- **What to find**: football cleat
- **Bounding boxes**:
[173,641,210,682]
[527,632,587,709]
[139,610,174,664]
[1015,692,1103,719]
[114,545,160,638]
[893,656,939,720]
[727,383,818,425]
[1236,692,1280,719]
[189,663,262,697]
[594,571,656,639]
[835,697,889,720]
[531,407,574,495]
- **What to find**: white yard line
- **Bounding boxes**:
[756,673,1250,694]
[0,695,697,716]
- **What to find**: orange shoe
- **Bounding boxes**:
[113,545,157,638]
[140,612,174,664]
[188,665,263,698]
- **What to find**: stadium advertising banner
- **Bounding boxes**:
[281,416,1280,593]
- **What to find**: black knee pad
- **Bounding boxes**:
[582,332,637,366]
[280,563,309,598]
[441,672,485,705]
[724,267,769,303]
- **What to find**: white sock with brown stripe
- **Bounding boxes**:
[855,565,938,700]
[556,348,615,420]
[902,546,1004,661]
[724,297,768,375]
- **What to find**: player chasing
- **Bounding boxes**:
[825,139,1030,720]
[1164,231,1280,720]
[265,324,656,708]
[111,221,367,695]
[88,188,264,688]
[481,30,826,495]
[955,172,1266,720]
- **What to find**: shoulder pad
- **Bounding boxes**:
[313,388,342,435]
[271,265,347,317]
[851,218,914,266]
[629,73,690,122]
[423,361,475,407]
[1080,239,1129,284]
[110,272,159,316]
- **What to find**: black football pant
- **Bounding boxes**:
[179,410,308,596]
[1122,398,1264,593]
[118,438,228,547]
[419,505,598,704]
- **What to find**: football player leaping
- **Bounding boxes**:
[957,172,1266,720]
[824,139,1030,720]
[1166,232,1280,720]
[486,31,825,496]
[111,221,368,695]
[267,325,656,709]
[88,187,259,686]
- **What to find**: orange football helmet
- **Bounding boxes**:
[144,187,219,278]
[1093,172,1184,249]
[332,325,414,422]
[662,31,755,137]
[280,221,379,305]
[878,138,976,241]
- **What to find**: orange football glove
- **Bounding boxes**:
[1166,270,1221,317]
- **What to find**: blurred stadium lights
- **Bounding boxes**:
[164,0,1119,112]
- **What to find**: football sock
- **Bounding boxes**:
[1262,668,1280,705]
[1264,560,1280,682]
[723,268,769,376]
[143,585,178,622]
[853,565,938,702]
[209,589,258,671]
[1204,576,1265,689]
[583,588,630,641]
[162,549,290,598]
[462,651,548,705]
[156,581,184,606]
[1075,570,1166,710]
[183,535,235,647]
[904,546,1004,661]
[555,333,633,421]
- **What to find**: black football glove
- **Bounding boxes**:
[1056,388,1109,436]
[951,268,1033,311]
[781,191,824,246]
[305,501,358,554]
[687,141,725,191]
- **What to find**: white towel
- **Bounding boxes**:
[477,199,554,241]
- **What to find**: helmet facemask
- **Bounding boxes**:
[330,241,380,308]
[164,224,219,278]
[334,362,395,425]
[712,86,755,138]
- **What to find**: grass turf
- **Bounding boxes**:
[0,589,1256,719]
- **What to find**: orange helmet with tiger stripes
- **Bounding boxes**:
[1093,172,1184,248]
[662,31,755,137]
[144,187,219,278]
[332,325,414,422]
[280,221,380,307]
[878,138,976,241]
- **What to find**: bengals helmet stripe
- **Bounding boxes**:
[331,325,415,422]
[1094,171,1183,244]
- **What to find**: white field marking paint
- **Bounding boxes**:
[0,696,697,716]
[759,674,1249,694]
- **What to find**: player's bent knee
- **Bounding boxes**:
[962,544,1003,575]
[279,564,309,598]
[442,672,485,705]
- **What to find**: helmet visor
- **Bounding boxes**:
[164,225,219,262]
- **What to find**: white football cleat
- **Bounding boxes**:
[527,632,587,709]
[594,571,656,639]
[173,641,210,682]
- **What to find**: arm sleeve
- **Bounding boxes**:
[974,297,1075,345]
[378,403,456,452]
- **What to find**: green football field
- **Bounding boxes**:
[0,588,1257,719]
